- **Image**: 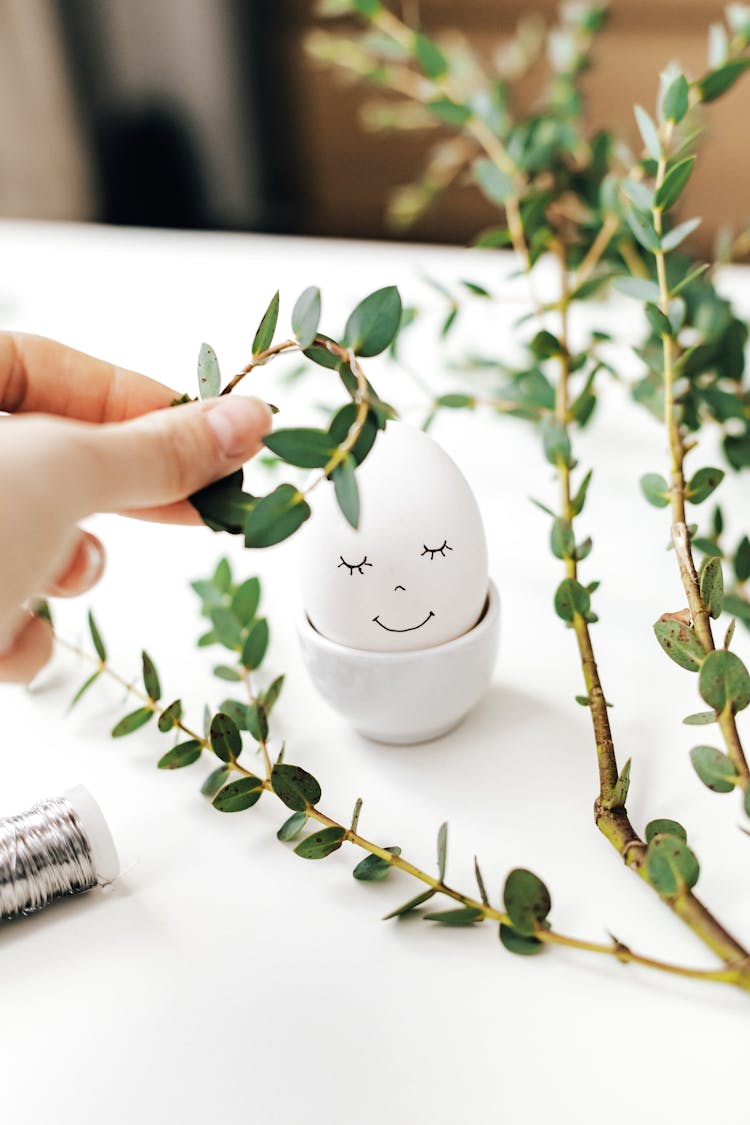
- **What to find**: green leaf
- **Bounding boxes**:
[540,417,571,467]
[383,888,436,920]
[425,907,483,926]
[654,157,695,210]
[634,105,662,159]
[646,835,700,893]
[303,333,340,369]
[698,58,750,103]
[735,536,750,583]
[503,868,552,935]
[209,607,243,650]
[217,698,251,730]
[294,825,346,859]
[644,304,673,338]
[499,924,543,956]
[241,617,269,670]
[245,701,268,743]
[111,707,153,738]
[687,466,724,505]
[277,811,308,841]
[554,578,591,623]
[263,427,336,469]
[213,558,231,594]
[244,484,311,548]
[691,744,737,792]
[200,765,231,797]
[640,472,670,508]
[621,179,654,210]
[252,290,280,355]
[262,674,285,714]
[699,649,750,713]
[197,342,221,398]
[699,556,724,619]
[352,0,382,14]
[271,763,322,811]
[653,618,705,671]
[571,469,593,516]
[427,97,472,126]
[436,393,476,409]
[209,712,242,762]
[88,610,107,662]
[662,216,702,252]
[550,517,575,560]
[530,330,563,359]
[141,651,161,701]
[157,698,183,732]
[328,403,378,465]
[213,665,241,682]
[473,157,513,204]
[215,558,232,590]
[611,757,631,808]
[231,577,261,626]
[68,669,101,710]
[683,710,717,726]
[190,470,253,534]
[291,286,321,348]
[645,818,688,843]
[332,453,359,529]
[413,31,448,78]
[437,821,448,881]
[624,207,661,252]
[343,286,402,357]
[158,740,202,770]
[440,306,459,338]
[670,261,709,295]
[663,73,689,123]
[353,847,401,882]
[613,276,661,301]
[212,776,264,812]
[33,599,53,626]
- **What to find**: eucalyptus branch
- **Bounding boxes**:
[619,27,750,810]
[308,0,750,966]
[50,596,750,990]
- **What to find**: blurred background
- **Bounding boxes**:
[1,0,748,250]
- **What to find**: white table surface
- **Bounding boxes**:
[1,220,749,1124]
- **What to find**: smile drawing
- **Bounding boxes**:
[372,610,435,633]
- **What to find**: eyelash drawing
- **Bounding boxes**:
[338,556,373,575]
[421,540,453,559]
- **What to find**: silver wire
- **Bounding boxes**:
[0,797,98,921]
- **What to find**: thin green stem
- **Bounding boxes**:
[55,628,750,990]
[650,124,750,783]
[548,245,749,967]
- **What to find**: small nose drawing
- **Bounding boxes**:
[394,584,406,592]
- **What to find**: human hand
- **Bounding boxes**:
[0,333,271,683]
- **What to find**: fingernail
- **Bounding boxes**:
[80,537,105,588]
[204,396,272,458]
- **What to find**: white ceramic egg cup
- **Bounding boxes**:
[297,580,500,745]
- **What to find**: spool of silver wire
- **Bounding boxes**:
[0,786,119,922]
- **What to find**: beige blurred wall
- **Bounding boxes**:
[0,0,94,220]
[286,0,750,250]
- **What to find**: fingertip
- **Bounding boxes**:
[0,614,53,683]
[203,395,273,459]
[47,531,105,598]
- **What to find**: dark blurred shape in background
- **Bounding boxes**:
[0,0,748,251]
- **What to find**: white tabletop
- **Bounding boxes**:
[1,220,749,1124]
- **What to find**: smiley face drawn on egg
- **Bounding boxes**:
[301,423,489,653]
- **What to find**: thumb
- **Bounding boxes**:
[72,395,272,515]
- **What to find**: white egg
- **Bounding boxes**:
[300,422,489,652]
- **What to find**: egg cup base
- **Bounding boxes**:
[297,580,500,746]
